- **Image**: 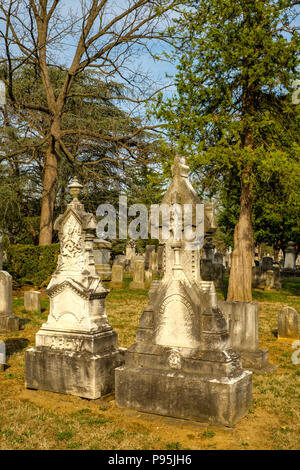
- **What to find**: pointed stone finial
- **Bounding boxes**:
[68,177,83,201]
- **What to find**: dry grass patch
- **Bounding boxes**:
[0,277,299,449]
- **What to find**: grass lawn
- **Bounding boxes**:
[0,275,299,450]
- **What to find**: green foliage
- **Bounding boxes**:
[154,0,300,247]
[4,244,60,288]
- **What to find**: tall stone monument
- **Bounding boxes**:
[25,178,124,399]
[115,156,252,426]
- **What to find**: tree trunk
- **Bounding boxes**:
[39,138,58,245]
[227,174,254,302]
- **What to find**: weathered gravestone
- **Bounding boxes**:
[25,178,124,399]
[0,271,20,331]
[93,239,112,281]
[109,264,125,289]
[125,240,136,261]
[0,341,6,371]
[278,307,299,340]
[24,291,41,313]
[218,300,276,372]
[145,270,153,288]
[284,242,297,270]
[115,156,252,426]
[129,258,145,290]
[145,245,155,271]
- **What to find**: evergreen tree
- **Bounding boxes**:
[155,0,300,300]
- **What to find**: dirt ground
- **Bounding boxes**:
[0,278,299,450]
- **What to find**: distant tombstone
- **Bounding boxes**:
[278,306,299,339]
[145,245,155,271]
[284,242,297,270]
[157,245,164,274]
[113,254,126,267]
[24,291,41,312]
[145,270,153,287]
[265,270,275,290]
[109,265,125,289]
[203,237,215,262]
[0,271,20,331]
[129,259,145,289]
[0,341,6,371]
[150,250,158,275]
[261,256,273,271]
[93,239,112,280]
[125,240,136,261]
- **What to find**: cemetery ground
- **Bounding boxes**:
[0,276,299,451]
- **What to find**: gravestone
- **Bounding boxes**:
[145,245,155,271]
[93,238,112,280]
[145,270,153,288]
[115,156,252,426]
[0,341,5,371]
[25,178,124,399]
[157,245,164,275]
[0,271,20,331]
[24,291,41,312]
[129,258,145,290]
[125,240,136,261]
[278,307,299,339]
[219,300,276,372]
[150,250,158,275]
[109,265,125,289]
[284,242,297,270]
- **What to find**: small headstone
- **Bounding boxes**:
[145,245,155,271]
[24,291,41,312]
[109,265,125,289]
[125,240,136,261]
[145,270,153,287]
[265,270,275,290]
[278,306,299,339]
[93,239,112,280]
[129,259,145,289]
[284,242,297,270]
[0,341,6,371]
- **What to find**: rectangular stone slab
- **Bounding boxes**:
[115,366,252,427]
[26,347,124,399]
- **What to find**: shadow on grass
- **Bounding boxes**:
[5,337,29,357]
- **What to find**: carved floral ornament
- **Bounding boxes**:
[167,349,182,370]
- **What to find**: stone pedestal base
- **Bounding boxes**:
[0,315,20,332]
[25,346,124,399]
[129,281,145,290]
[240,349,277,373]
[115,366,252,427]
